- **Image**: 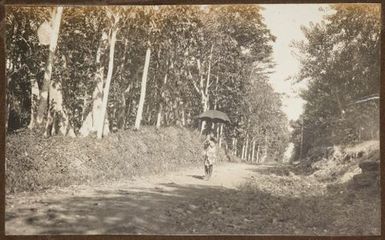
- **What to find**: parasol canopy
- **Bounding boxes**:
[197,110,230,123]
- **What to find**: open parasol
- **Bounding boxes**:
[197,110,230,124]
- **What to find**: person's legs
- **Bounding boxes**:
[204,164,209,178]
[207,164,213,179]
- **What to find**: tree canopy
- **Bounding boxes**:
[6,5,291,162]
[291,4,380,160]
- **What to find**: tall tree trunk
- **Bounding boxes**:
[97,26,118,139]
[116,40,129,130]
[251,140,255,163]
[79,39,106,136]
[156,104,163,129]
[156,72,168,129]
[261,134,268,162]
[216,123,220,140]
[36,51,53,127]
[235,138,238,156]
[5,100,10,132]
[181,106,185,126]
[218,123,223,147]
[232,138,236,155]
[45,55,69,136]
[250,141,254,162]
[200,94,209,134]
[264,145,269,162]
[134,48,151,130]
[256,144,260,163]
[121,85,131,129]
[146,105,153,124]
[214,75,219,110]
[246,141,250,162]
[120,92,126,129]
[197,45,214,134]
[36,7,63,130]
[164,109,170,126]
[45,81,67,136]
[299,120,304,160]
[28,79,39,129]
[187,111,192,126]
[244,135,249,162]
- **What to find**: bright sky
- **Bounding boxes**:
[261,4,330,121]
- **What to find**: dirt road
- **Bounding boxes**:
[5,162,261,235]
[5,162,380,235]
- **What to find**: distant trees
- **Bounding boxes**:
[6,5,290,162]
[291,4,380,161]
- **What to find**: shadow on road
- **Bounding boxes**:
[5,170,381,235]
[6,183,236,234]
[188,175,205,180]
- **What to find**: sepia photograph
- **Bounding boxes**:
[4,3,381,235]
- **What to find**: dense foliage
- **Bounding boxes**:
[6,5,289,162]
[291,4,380,161]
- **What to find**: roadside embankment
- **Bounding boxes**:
[6,127,230,194]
